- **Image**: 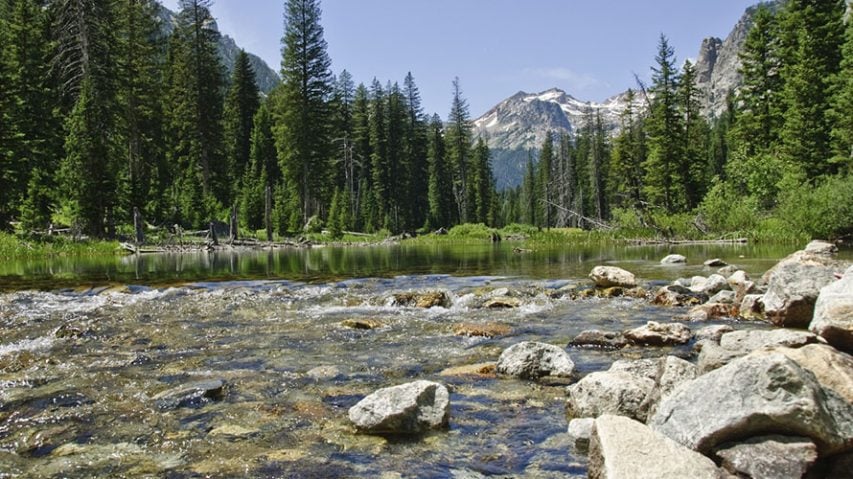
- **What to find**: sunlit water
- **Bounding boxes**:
[0,242,846,477]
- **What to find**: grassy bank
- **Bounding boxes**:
[0,232,121,260]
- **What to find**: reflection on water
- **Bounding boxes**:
[0,241,826,290]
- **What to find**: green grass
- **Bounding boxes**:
[0,232,122,259]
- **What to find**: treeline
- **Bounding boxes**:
[501,0,853,239]
[0,0,497,238]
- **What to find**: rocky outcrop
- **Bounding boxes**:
[650,352,853,455]
[696,329,820,373]
[589,266,637,288]
[496,341,575,380]
[348,381,450,435]
[714,435,818,479]
[623,321,691,346]
[589,415,721,479]
[810,266,853,353]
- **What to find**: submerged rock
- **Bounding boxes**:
[588,266,637,288]
[392,291,449,308]
[341,318,383,330]
[650,352,853,455]
[589,415,720,479]
[623,321,691,346]
[496,341,575,380]
[810,265,853,353]
[568,330,628,349]
[482,296,522,309]
[452,323,512,338]
[152,379,225,410]
[660,254,687,265]
[348,380,450,435]
[438,362,496,378]
[715,435,818,479]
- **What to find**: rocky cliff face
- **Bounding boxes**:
[155,4,280,94]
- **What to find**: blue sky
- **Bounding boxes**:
[162,0,756,119]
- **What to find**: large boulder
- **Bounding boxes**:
[348,380,450,435]
[623,321,691,346]
[566,357,695,423]
[589,415,720,479]
[496,341,575,380]
[589,266,637,288]
[660,254,687,265]
[767,344,853,404]
[714,435,818,479]
[761,247,847,328]
[810,266,853,353]
[649,353,853,455]
[696,328,820,373]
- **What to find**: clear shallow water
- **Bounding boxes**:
[0,241,815,291]
[0,242,847,478]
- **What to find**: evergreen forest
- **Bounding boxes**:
[0,0,851,242]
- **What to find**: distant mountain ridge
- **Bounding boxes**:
[155,3,280,94]
[475,1,778,189]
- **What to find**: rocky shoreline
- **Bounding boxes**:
[346,240,853,478]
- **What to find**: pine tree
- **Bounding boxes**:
[446,77,473,223]
[115,0,166,222]
[0,1,17,228]
[678,59,707,209]
[238,101,277,231]
[426,114,451,229]
[521,153,536,226]
[830,7,853,169]
[385,82,408,232]
[779,0,846,178]
[165,0,227,227]
[223,50,260,205]
[331,70,355,196]
[589,111,610,221]
[276,0,333,228]
[368,79,389,218]
[536,132,554,228]
[54,0,121,236]
[611,89,645,209]
[471,137,493,225]
[731,4,784,155]
[402,72,429,230]
[643,34,683,212]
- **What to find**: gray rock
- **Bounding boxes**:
[567,370,655,421]
[673,277,692,288]
[152,379,225,410]
[810,266,853,353]
[649,352,853,455]
[766,344,853,404]
[804,239,838,255]
[568,330,628,349]
[718,265,739,278]
[740,294,765,320]
[567,357,695,423]
[695,324,735,343]
[727,270,755,297]
[686,303,737,322]
[348,380,450,435]
[589,266,637,288]
[624,321,692,346]
[567,417,595,451]
[661,254,687,265]
[697,329,820,373]
[589,415,720,479]
[652,285,708,307]
[715,435,818,479]
[496,341,575,380]
[704,258,728,267]
[709,290,737,304]
[762,249,847,328]
[693,274,729,295]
